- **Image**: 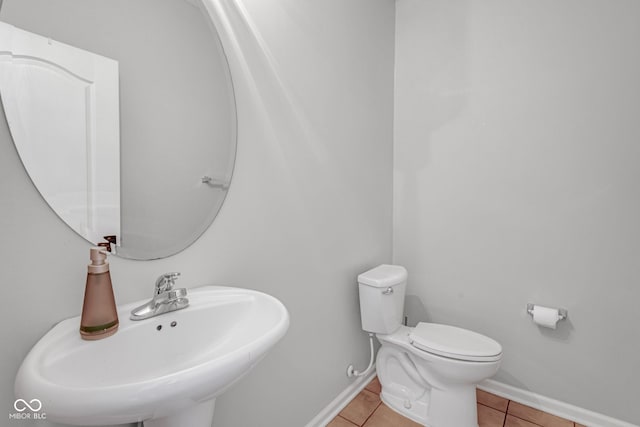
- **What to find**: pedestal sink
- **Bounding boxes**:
[15,286,289,426]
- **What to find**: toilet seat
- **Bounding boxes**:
[409,323,502,362]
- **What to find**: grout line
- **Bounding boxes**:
[504,401,548,427]
[360,401,383,426]
[337,415,359,427]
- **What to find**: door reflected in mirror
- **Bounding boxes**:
[0,0,237,260]
[0,22,122,247]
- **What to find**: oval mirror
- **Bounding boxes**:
[0,0,236,260]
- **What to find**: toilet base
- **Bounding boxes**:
[427,385,478,427]
[381,384,478,427]
[380,389,428,425]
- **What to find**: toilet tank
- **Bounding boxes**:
[358,264,407,334]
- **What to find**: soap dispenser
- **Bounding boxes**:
[80,247,119,340]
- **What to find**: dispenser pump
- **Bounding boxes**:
[88,247,109,274]
[80,247,119,340]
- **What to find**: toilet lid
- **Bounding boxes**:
[409,323,502,362]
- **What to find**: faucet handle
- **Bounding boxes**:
[155,272,181,294]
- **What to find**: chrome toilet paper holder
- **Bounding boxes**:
[526,303,568,320]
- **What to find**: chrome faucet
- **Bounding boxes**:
[130,272,189,321]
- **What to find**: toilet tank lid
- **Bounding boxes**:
[358,264,407,288]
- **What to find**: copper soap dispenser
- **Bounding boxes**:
[80,247,119,340]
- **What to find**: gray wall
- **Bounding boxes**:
[0,1,395,427]
[394,0,640,424]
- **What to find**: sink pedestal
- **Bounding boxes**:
[144,399,216,427]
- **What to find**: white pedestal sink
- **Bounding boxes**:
[15,286,289,426]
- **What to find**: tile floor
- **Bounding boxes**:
[328,377,587,427]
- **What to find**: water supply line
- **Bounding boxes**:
[346,333,375,378]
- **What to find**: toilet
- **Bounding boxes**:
[358,265,502,427]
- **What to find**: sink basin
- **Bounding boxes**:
[15,286,289,426]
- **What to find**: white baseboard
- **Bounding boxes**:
[478,379,639,427]
[304,369,377,427]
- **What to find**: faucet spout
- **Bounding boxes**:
[130,273,189,320]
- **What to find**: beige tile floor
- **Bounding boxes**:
[328,377,587,427]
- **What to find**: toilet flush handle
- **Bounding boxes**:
[382,287,394,295]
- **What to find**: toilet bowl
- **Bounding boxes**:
[358,265,502,427]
